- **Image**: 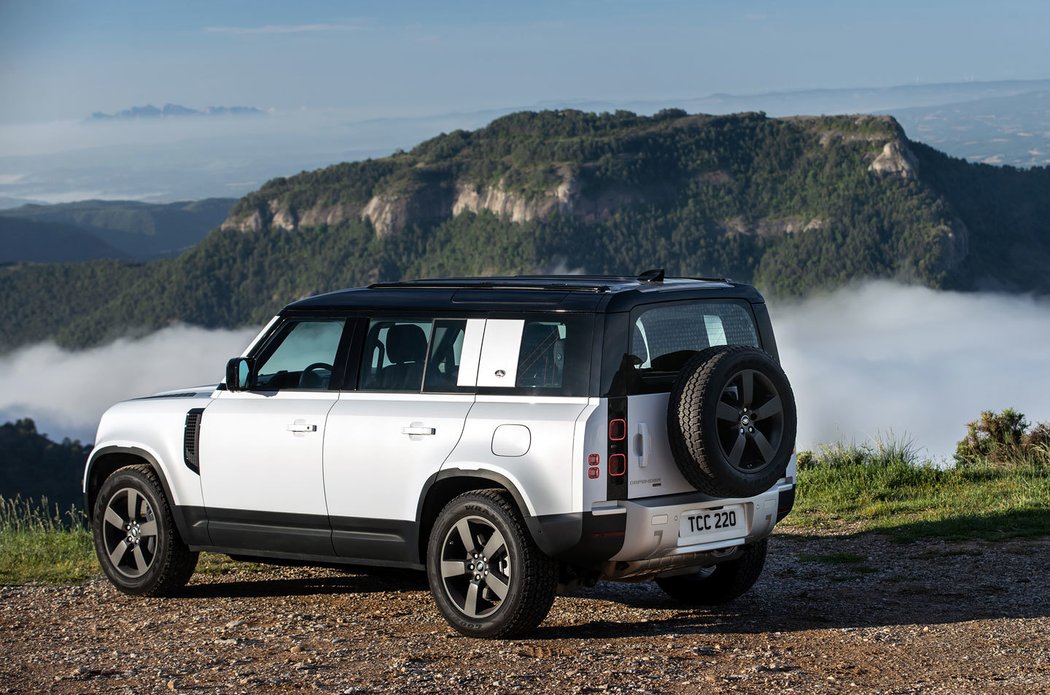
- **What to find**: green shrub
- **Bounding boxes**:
[955,409,1050,467]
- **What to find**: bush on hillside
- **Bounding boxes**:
[954,408,1050,466]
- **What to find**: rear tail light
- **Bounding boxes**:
[606,397,628,498]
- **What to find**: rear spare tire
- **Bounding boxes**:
[667,345,796,497]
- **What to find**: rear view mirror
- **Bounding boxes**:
[225,357,254,392]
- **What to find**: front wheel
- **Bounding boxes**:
[92,464,198,596]
[655,538,768,605]
[426,489,557,638]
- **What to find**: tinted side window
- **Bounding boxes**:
[359,319,433,392]
[423,319,471,393]
[255,319,346,390]
[476,316,592,397]
[517,320,567,389]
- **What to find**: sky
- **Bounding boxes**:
[3,0,1050,124]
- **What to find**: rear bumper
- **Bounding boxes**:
[606,481,792,565]
[531,482,794,576]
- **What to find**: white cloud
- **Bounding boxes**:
[203,23,364,35]
[0,325,259,443]
[2,283,1049,464]
[772,281,1050,462]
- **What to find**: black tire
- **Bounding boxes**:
[655,539,768,605]
[667,345,797,497]
[92,464,198,596]
[426,489,557,638]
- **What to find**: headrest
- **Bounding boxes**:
[386,324,428,363]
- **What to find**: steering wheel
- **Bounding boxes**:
[298,362,335,389]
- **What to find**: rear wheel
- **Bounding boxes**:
[655,539,768,605]
[426,490,557,638]
[92,464,198,596]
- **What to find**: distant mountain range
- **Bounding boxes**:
[2,109,1049,353]
[0,198,236,262]
[88,104,265,121]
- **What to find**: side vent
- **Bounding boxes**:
[184,408,205,474]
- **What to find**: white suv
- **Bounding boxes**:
[85,272,797,637]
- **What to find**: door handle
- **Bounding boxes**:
[402,425,436,436]
[286,423,317,432]
[635,422,650,468]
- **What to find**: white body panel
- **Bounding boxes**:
[323,393,473,521]
[198,390,337,515]
[86,392,215,508]
[445,396,588,516]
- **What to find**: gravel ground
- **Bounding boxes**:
[1,530,1047,693]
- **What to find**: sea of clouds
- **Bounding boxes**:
[2,281,1049,462]
[772,281,1050,462]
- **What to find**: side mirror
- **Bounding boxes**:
[225,357,254,392]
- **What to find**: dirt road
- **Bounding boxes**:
[2,531,1047,693]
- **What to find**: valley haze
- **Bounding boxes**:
[1,282,1047,463]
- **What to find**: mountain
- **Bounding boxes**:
[886,90,1050,168]
[0,217,127,263]
[88,104,265,121]
[0,419,90,513]
[1,109,1048,352]
[0,198,237,261]
[0,196,46,211]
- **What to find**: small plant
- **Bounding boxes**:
[955,409,1050,467]
[0,495,85,533]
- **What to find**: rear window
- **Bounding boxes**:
[628,301,759,393]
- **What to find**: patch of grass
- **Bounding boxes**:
[784,437,1050,541]
[0,496,281,585]
[0,496,96,584]
[798,552,876,578]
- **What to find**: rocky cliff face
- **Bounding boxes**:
[223,168,586,237]
[219,112,926,242]
[869,141,920,179]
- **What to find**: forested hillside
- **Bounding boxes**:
[1,110,1048,351]
[0,420,90,512]
[0,198,235,261]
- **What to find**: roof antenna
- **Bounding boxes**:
[637,268,665,283]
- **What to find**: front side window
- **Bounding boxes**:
[255,319,346,390]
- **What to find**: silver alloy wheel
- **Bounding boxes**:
[101,487,159,578]
[439,515,512,619]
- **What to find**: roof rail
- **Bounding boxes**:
[368,278,614,293]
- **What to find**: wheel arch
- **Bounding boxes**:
[415,469,535,566]
[84,446,188,539]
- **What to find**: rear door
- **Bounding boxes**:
[624,301,762,498]
[322,317,482,562]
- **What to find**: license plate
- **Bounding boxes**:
[680,505,746,544]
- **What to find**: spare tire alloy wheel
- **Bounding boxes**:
[668,346,797,498]
[427,490,557,638]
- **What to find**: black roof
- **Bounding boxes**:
[286,275,765,314]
